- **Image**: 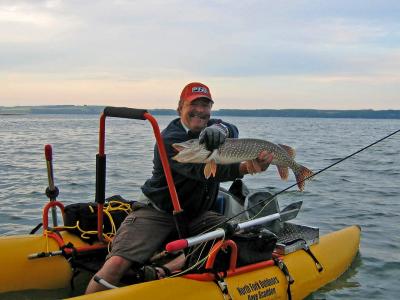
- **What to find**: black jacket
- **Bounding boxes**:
[141,118,243,218]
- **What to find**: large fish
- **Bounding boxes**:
[172,138,313,191]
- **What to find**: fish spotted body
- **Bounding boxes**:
[172,138,313,191]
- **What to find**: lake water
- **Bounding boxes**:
[0,114,399,299]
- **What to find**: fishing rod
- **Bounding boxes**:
[202,127,400,233]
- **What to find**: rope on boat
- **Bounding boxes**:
[60,200,132,242]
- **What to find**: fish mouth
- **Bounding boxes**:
[171,139,210,163]
[171,149,189,162]
[172,143,185,152]
[172,143,191,161]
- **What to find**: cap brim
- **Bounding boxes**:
[185,95,214,104]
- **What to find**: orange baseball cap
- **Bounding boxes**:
[180,82,214,103]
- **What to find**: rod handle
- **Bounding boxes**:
[166,239,188,252]
[45,144,52,161]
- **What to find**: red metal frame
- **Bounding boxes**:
[44,230,107,255]
[205,240,238,271]
[181,239,281,282]
[96,203,107,242]
[42,201,65,231]
[42,200,108,254]
[143,113,182,213]
[96,112,182,241]
[184,254,279,281]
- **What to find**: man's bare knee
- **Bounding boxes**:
[102,256,132,275]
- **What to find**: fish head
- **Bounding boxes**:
[172,139,211,163]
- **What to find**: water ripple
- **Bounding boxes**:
[1,115,400,299]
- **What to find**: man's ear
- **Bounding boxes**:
[177,100,184,115]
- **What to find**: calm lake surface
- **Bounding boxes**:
[0,114,399,299]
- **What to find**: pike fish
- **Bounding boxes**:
[172,138,314,191]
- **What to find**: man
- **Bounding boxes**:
[86,82,273,293]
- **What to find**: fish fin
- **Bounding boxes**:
[294,165,314,191]
[210,160,217,177]
[204,160,217,178]
[278,144,296,159]
[276,165,289,180]
[204,162,212,179]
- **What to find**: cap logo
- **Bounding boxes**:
[192,86,209,94]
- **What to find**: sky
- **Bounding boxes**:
[1,0,399,109]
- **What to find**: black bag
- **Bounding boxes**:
[187,229,277,272]
[233,229,277,266]
[63,195,134,242]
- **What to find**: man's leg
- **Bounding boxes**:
[85,255,131,293]
[157,252,186,278]
[85,205,176,294]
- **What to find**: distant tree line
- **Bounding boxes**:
[1,106,399,119]
[214,109,400,119]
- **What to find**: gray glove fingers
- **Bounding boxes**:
[199,124,228,150]
[208,130,218,150]
[212,130,220,146]
[219,131,226,144]
[199,133,205,143]
[199,128,208,144]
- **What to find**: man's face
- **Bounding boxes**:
[179,98,212,133]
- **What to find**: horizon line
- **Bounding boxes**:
[1,105,400,111]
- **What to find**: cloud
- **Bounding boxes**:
[0,0,399,108]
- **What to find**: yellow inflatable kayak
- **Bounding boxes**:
[0,225,360,300]
[0,108,361,299]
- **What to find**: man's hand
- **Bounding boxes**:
[199,123,229,151]
[241,151,274,175]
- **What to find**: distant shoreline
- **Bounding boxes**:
[1,105,399,119]
[0,113,28,116]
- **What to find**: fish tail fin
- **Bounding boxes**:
[276,165,289,180]
[204,160,217,179]
[278,144,296,159]
[294,165,314,191]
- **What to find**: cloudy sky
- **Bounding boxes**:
[1,0,399,109]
